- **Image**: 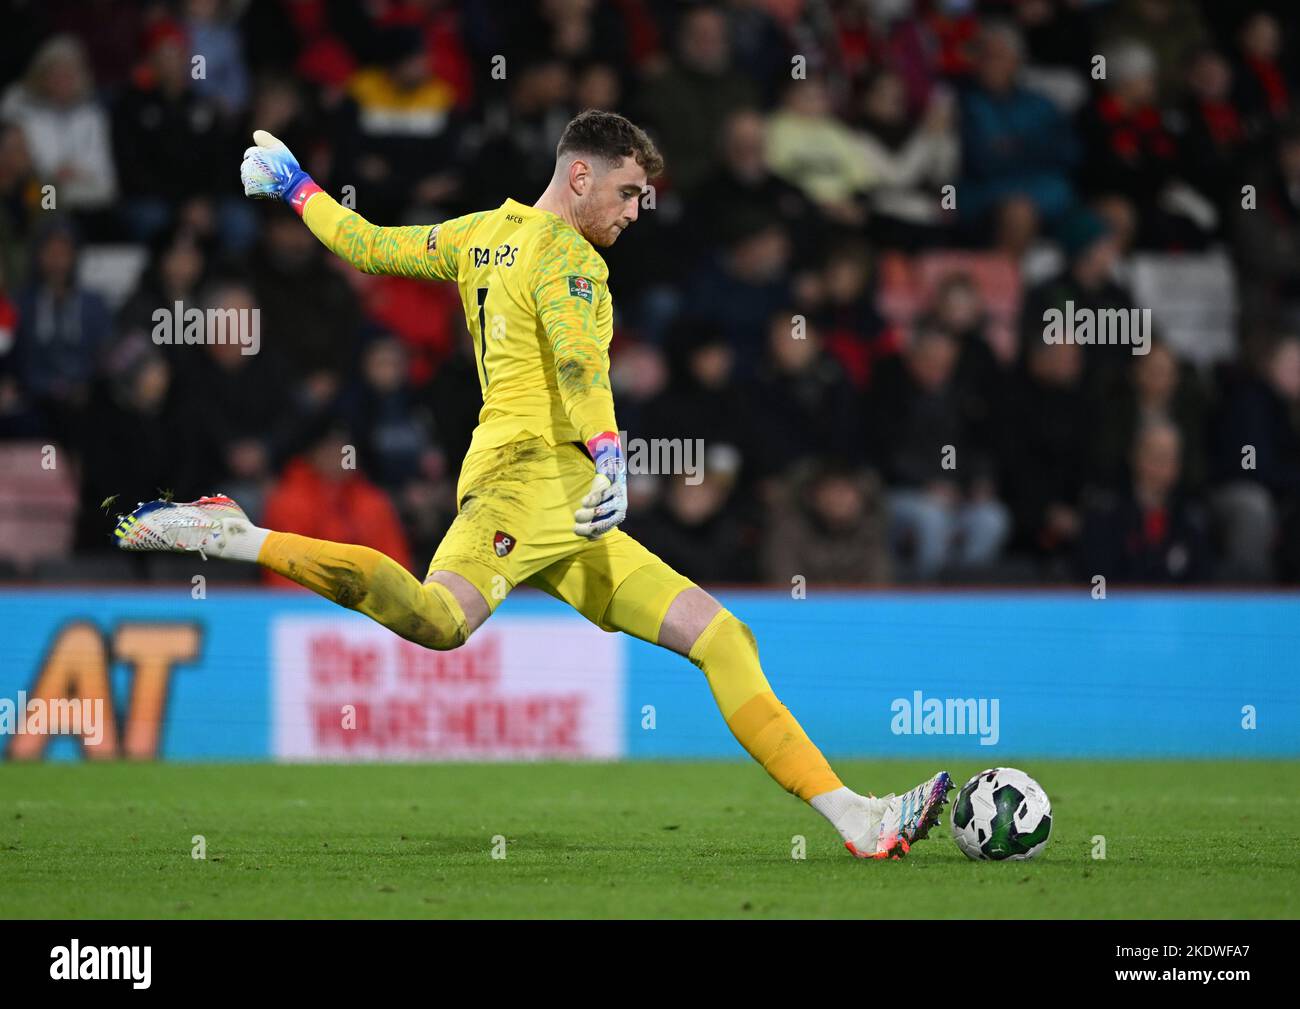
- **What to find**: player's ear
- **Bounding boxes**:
[568,156,592,196]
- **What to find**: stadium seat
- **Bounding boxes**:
[1130,251,1238,366]
[877,252,1023,329]
[77,244,150,312]
[876,252,922,324]
[0,441,79,573]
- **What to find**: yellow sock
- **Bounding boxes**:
[258,532,469,650]
[688,610,843,801]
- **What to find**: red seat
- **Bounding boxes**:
[0,441,79,571]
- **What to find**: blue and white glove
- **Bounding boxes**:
[239,130,321,214]
[574,432,627,539]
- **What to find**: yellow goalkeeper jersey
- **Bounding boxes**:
[302,194,618,455]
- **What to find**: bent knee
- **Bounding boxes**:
[687,607,758,665]
[401,581,472,651]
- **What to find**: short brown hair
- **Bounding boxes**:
[556,109,664,179]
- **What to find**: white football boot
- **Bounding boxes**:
[113,494,251,560]
[844,770,953,860]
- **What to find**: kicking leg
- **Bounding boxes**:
[646,583,952,859]
[647,586,845,802]
[114,494,482,650]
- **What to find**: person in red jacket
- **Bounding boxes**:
[261,424,411,586]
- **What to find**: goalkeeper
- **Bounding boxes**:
[114,111,949,859]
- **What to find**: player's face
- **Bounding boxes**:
[579,158,646,247]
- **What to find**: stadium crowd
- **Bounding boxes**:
[1,0,1299,585]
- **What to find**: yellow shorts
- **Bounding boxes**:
[427,436,695,634]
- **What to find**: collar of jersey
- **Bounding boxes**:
[503,198,545,218]
[503,197,577,235]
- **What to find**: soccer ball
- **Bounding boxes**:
[951,767,1052,861]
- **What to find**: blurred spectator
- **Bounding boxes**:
[1209,337,1300,582]
[868,324,1010,579]
[812,241,896,389]
[1173,48,1246,223]
[930,269,1011,391]
[632,445,752,584]
[1080,418,1209,584]
[1101,0,1208,105]
[1092,341,1208,495]
[1000,339,1092,575]
[44,0,145,93]
[360,267,463,388]
[1235,121,1300,335]
[72,335,202,550]
[640,321,750,458]
[609,338,668,440]
[1080,39,1203,248]
[340,335,453,560]
[0,121,39,287]
[12,219,112,439]
[751,311,860,481]
[262,422,413,585]
[375,0,476,109]
[689,108,815,258]
[118,229,209,336]
[723,0,790,106]
[573,61,622,114]
[183,0,250,120]
[854,70,959,248]
[1022,208,1137,401]
[681,220,790,368]
[958,21,1078,234]
[250,212,362,384]
[1233,11,1292,139]
[244,75,312,165]
[0,255,34,438]
[345,24,462,222]
[424,322,483,468]
[462,57,572,211]
[504,0,636,71]
[765,76,872,231]
[921,0,981,80]
[113,18,251,250]
[833,0,940,117]
[760,458,890,586]
[341,335,442,492]
[637,5,757,194]
[169,279,318,512]
[1,35,117,229]
[1010,0,1096,74]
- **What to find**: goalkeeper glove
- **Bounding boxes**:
[574,431,627,539]
[239,130,322,214]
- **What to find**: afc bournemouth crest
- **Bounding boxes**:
[493,530,517,557]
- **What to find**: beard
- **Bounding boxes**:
[576,202,622,247]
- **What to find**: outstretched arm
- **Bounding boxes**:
[239,130,459,281]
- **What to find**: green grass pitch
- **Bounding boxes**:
[1,759,1296,919]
